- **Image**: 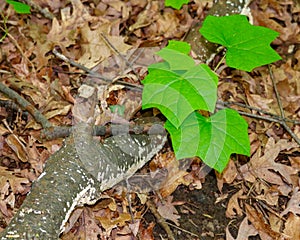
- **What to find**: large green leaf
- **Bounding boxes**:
[200,15,282,71]
[142,63,218,128]
[165,109,250,172]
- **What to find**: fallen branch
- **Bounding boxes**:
[0,82,51,129]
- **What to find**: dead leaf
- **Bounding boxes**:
[283,214,300,240]
[77,23,131,69]
[280,187,300,217]
[216,159,238,192]
[240,138,298,186]
[245,204,281,240]
[254,183,279,206]
[5,134,28,163]
[226,189,244,218]
[96,212,131,232]
[157,196,180,226]
[226,217,258,240]
[139,222,155,240]
[47,0,98,52]
[0,167,30,194]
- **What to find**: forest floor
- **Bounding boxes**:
[0,0,300,239]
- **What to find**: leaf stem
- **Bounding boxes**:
[0,13,8,42]
[213,53,226,72]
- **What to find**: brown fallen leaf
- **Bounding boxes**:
[226,189,244,218]
[245,204,281,240]
[216,159,238,192]
[77,23,132,69]
[280,187,300,217]
[226,217,258,240]
[96,212,131,232]
[47,0,98,51]
[0,167,30,194]
[139,222,155,240]
[240,138,298,187]
[61,207,103,240]
[157,195,180,226]
[5,134,28,163]
[283,214,300,240]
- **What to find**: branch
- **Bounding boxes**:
[0,129,166,239]
[0,138,102,239]
[0,82,51,129]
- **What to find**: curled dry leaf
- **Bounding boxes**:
[226,189,244,218]
[226,217,258,240]
[216,159,238,192]
[5,134,27,163]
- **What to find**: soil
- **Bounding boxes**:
[173,175,228,240]
[146,172,231,240]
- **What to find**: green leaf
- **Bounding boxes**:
[154,40,195,71]
[200,15,282,71]
[142,63,218,128]
[165,109,250,172]
[165,0,189,9]
[6,0,31,14]
[110,105,125,116]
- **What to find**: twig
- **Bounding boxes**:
[167,222,199,238]
[52,45,300,145]
[146,199,175,240]
[0,82,51,129]
[100,33,140,81]
[52,48,111,84]
[41,125,107,140]
[52,48,143,91]
[268,65,285,118]
[268,65,300,145]
[0,26,35,72]
[0,12,8,42]
[218,101,300,125]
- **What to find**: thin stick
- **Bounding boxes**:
[268,64,300,145]
[52,48,111,83]
[146,199,175,240]
[218,101,300,124]
[0,82,51,129]
[100,33,140,80]
[268,65,285,118]
[0,26,35,71]
[52,48,143,91]
[167,222,199,238]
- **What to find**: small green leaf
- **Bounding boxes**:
[142,64,218,128]
[110,105,125,116]
[6,0,31,14]
[200,15,282,71]
[155,40,195,71]
[165,0,189,9]
[165,109,250,172]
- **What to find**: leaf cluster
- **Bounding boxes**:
[142,14,281,172]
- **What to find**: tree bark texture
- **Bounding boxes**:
[0,128,166,239]
[0,138,102,239]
